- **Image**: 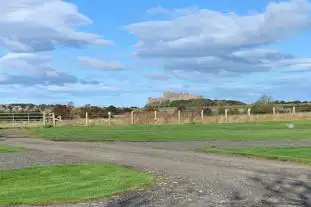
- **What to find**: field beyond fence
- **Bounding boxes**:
[30,120,311,142]
[58,110,311,127]
[1,105,311,128]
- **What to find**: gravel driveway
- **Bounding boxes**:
[2,136,311,207]
[117,140,311,151]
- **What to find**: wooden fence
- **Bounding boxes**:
[2,105,310,128]
[55,106,311,127]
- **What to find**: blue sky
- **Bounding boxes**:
[0,0,311,107]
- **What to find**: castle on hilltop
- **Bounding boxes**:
[147,91,203,105]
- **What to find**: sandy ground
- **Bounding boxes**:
[2,135,311,206]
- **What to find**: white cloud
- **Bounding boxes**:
[262,73,311,86]
[0,52,79,85]
[144,72,172,80]
[0,1,114,87]
[127,0,311,74]
[0,71,78,86]
[0,0,112,53]
[0,52,50,73]
[0,83,119,104]
[146,5,200,16]
[0,75,8,82]
[276,58,311,72]
[78,56,127,71]
[146,6,170,15]
[171,69,239,83]
[44,83,119,93]
[0,53,108,85]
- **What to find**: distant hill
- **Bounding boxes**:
[146,91,247,108]
[146,98,246,108]
[147,91,203,105]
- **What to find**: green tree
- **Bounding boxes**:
[176,104,187,112]
[106,105,119,114]
[52,105,73,119]
[251,95,274,114]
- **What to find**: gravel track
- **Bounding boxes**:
[2,136,311,206]
[117,140,311,151]
[0,151,87,170]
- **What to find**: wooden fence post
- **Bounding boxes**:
[131,111,134,124]
[52,113,56,127]
[12,113,15,128]
[108,112,111,126]
[201,110,204,121]
[27,113,30,126]
[225,109,228,121]
[178,110,181,124]
[85,112,88,126]
[42,112,46,126]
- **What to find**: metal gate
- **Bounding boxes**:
[0,112,46,128]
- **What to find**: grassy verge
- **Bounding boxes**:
[199,146,311,165]
[0,145,24,153]
[30,120,311,142]
[0,163,153,205]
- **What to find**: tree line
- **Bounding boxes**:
[145,95,311,115]
[52,104,137,120]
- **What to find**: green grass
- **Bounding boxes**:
[199,146,311,164]
[0,163,153,205]
[0,145,24,153]
[30,120,311,142]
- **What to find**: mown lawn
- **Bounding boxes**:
[0,145,24,153]
[0,163,153,205]
[31,120,311,142]
[199,146,311,164]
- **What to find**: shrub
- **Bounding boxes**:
[217,107,241,115]
[229,108,240,115]
[52,105,73,119]
[176,104,187,112]
[251,103,274,114]
[251,95,274,114]
[296,105,311,112]
[144,106,159,112]
[79,106,108,118]
[217,107,226,115]
[203,107,213,115]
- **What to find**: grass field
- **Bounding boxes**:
[0,163,153,205]
[0,145,24,153]
[30,120,311,142]
[199,146,311,164]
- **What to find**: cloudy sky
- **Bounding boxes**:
[0,0,311,106]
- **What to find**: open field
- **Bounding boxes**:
[199,146,311,165]
[0,145,24,153]
[0,163,153,205]
[3,137,311,206]
[30,120,311,142]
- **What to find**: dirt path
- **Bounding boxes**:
[3,137,311,206]
[109,140,311,151]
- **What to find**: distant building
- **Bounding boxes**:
[148,91,203,105]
